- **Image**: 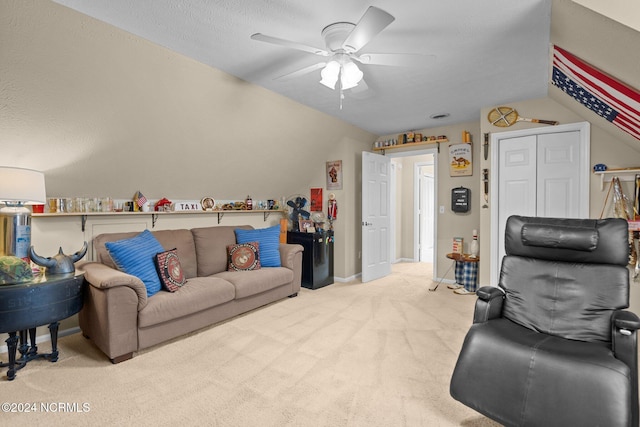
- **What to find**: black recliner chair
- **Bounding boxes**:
[450,215,640,427]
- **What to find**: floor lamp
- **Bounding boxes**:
[0,167,46,261]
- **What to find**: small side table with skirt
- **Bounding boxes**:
[446,253,479,295]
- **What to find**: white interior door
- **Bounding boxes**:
[491,122,590,285]
[362,151,391,282]
[419,171,435,262]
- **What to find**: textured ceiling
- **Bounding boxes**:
[52,0,552,135]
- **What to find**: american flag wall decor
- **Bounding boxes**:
[551,45,640,141]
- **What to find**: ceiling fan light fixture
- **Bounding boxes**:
[320,60,340,89]
[340,60,363,90]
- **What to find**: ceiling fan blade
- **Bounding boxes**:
[341,6,395,53]
[350,78,369,93]
[348,78,375,100]
[275,62,327,81]
[251,33,330,56]
[354,53,436,67]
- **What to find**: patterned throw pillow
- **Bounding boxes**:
[234,225,281,267]
[227,241,261,271]
[154,248,186,292]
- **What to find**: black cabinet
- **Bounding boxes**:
[287,231,334,289]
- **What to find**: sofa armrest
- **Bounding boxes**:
[77,261,147,310]
[279,243,304,270]
[279,243,303,294]
[473,286,504,324]
[77,261,145,361]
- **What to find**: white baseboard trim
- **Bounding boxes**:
[334,273,360,283]
[0,326,81,355]
[394,258,416,263]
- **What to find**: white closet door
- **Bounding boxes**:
[491,122,590,286]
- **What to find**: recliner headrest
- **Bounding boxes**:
[505,215,629,265]
[521,223,598,251]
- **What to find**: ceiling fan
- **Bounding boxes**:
[251,6,435,99]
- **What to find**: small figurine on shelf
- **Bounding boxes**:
[470,229,479,258]
[245,195,252,211]
[327,193,338,230]
[155,197,172,212]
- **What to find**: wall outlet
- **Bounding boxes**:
[439,205,445,214]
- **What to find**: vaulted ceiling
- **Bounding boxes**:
[52,0,552,135]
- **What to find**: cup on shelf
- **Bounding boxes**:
[47,198,57,213]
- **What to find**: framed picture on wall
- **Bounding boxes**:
[326,160,342,190]
[310,188,323,212]
[299,219,314,232]
[449,144,472,177]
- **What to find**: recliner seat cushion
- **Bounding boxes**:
[450,318,632,427]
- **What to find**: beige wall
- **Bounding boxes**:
[380,122,481,281]
[2,0,375,280]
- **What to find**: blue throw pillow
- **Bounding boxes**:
[105,229,165,297]
[235,225,281,267]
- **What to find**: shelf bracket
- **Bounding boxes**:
[81,215,87,232]
[217,212,224,224]
[152,213,158,228]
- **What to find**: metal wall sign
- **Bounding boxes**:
[451,187,470,213]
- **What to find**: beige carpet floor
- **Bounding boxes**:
[1,262,500,427]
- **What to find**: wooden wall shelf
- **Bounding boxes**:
[373,138,449,154]
[33,209,286,231]
[593,168,640,190]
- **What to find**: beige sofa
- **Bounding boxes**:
[78,225,303,363]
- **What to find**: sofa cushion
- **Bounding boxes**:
[94,229,197,279]
[227,241,261,271]
[138,276,236,328]
[105,230,165,297]
[154,249,186,292]
[192,225,252,276]
[214,267,293,299]
[150,229,198,279]
[235,225,281,267]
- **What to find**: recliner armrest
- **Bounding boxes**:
[613,310,640,333]
[612,310,640,427]
[473,286,504,324]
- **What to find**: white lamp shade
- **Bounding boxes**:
[320,61,340,89]
[0,166,46,204]
[340,61,363,90]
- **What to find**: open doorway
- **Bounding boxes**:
[417,162,435,262]
[388,149,437,275]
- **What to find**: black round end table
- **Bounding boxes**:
[0,270,85,380]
